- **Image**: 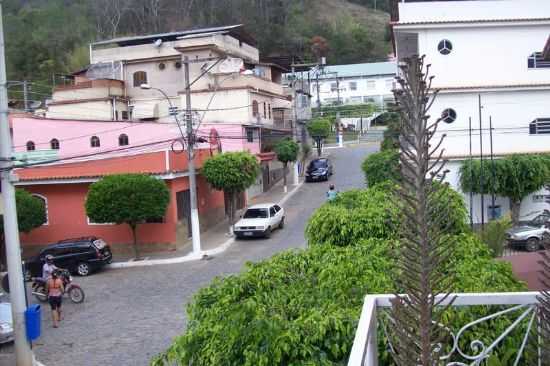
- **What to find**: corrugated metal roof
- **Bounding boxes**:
[92,24,255,47]
[318,62,397,79]
[393,17,550,26]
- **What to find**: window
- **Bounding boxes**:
[32,194,48,225]
[349,81,357,91]
[175,61,182,69]
[118,134,129,146]
[532,194,550,203]
[528,52,550,69]
[330,82,337,92]
[133,71,147,87]
[243,208,268,219]
[438,39,453,55]
[246,128,254,143]
[121,111,129,120]
[441,108,457,123]
[274,205,281,212]
[50,138,60,150]
[269,207,276,217]
[26,141,35,151]
[90,136,100,148]
[263,102,267,118]
[366,80,376,90]
[252,100,259,117]
[529,118,550,134]
[385,79,394,90]
[158,62,166,70]
[268,104,271,119]
[487,205,502,220]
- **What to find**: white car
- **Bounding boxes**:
[0,301,13,344]
[234,203,285,239]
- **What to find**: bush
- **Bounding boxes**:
[153,235,525,366]
[477,216,512,257]
[305,182,468,247]
[361,149,399,186]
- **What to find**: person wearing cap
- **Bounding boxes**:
[42,255,58,280]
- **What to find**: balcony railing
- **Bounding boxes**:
[348,292,541,366]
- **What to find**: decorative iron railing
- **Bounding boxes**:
[348,292,541,366]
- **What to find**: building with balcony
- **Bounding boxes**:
[309,62,397,107]
[393,0,550,224]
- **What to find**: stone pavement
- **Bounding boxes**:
[500,251,545,290]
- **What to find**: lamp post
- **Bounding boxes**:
[140,83,202,256]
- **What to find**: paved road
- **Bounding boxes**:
[25,145,376,366]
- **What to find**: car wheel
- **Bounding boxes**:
[279,217,285,229]
[76,262,91,276]
[265,227,272,238]
[526,238,540,252]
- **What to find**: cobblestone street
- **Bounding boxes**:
[15,145,377,366]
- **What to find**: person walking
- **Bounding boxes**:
[46,270,64,328]
[326,184,338,201]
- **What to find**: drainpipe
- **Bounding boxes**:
[112,96,116,121]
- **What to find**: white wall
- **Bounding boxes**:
[312,75,394,105]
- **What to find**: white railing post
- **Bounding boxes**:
[365,308,378,366]
[348,296,378,366]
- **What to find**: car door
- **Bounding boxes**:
[269,206,278,227]
[51,245,74,269]
[274,205,284,222]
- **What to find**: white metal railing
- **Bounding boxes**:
[348,292,541,366]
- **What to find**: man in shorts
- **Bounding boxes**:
[46,270,64,328]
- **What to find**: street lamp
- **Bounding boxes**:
[140,83,202,256]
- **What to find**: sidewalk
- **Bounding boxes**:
[107,177,304,269]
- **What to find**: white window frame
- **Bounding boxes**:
[366,80,376,90]
[32,194,49,226]
[86,216,116,226]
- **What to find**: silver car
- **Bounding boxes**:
[506,212,550,252]
[0,301,13,344]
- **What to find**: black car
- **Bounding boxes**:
[305,158,333,182]
[24,237,112,279]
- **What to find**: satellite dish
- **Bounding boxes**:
[154,39,163,48]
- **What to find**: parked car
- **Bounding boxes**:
[24,237,112,279]
[506,211,550,252]
[234,203,285,239]
[305,158,333,182]
[0,301,13,344]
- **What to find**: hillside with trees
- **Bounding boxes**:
[3,0,391,99]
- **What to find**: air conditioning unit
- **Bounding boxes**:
[132,102,159,120]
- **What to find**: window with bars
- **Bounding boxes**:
[91,136,100,148]
[26,141,35,151]
[118,134,129,146]
[529,118,550,134]
[252,100,259,117]
[263,102,267,118]
[349,81,357,91]
[50,138,60,150]
[133,71,147,87]
[246,128,254,143]
[528,52,550,69]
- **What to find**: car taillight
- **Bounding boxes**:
[93,239,106,250]
[95,248,101,258]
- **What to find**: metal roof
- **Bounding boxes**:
[317,62,397,79]
[91,24,256,47]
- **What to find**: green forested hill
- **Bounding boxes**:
[3,0,391,96]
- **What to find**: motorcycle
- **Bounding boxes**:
[31,269,85,304]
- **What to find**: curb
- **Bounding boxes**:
[106,181,305,269]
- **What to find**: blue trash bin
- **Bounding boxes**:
[24,304,41,342]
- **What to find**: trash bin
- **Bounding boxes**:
[24,304,41,341]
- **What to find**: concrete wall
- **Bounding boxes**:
[46,100,116,121]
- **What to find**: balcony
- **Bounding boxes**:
[349,292,541,365]
[51,79,125,102]
[221,75,285,97]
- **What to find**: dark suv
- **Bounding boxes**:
[305,158,333,182]
[24,237,112,279]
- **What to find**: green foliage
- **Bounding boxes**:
[86,174,170,226]
[0,189,47,235]
[379,112,400,151]
[306,182,468,247]
[307,118,332,139]
[477,216,512,257]
[274,139,299,164]
[361,149,399,186]
[202,152,260,194]
[153,234,525,366]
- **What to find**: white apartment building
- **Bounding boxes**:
[393,0,550,223]
[310,62,396,107]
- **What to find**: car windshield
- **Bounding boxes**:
[530,214,549,227]
[243,208,268,219]
[309,160,327,169]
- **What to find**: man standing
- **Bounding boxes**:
[326,184,338,201]
[45,270,64,328]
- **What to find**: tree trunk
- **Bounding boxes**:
[283,162,288,193]
[316,138,322,157]
[129,223,140,260]
[510,198,522,225]
[228,192,236,235]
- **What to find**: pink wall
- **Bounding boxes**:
[199,123,260,154]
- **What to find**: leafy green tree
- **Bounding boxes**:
[0,189,46,270]
[361,149,399,186]
[85,174,170,259]
[274,138,299,193]
[460,155,549,224]
[202,152,260,233]
[307,117,332,156]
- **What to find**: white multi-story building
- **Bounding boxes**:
[310,62,396,107]
[393,0,550,223]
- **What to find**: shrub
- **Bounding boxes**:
[306,182,468,247]
[477,216,512,257]
[153,235,525,366]
[361,149,399,186]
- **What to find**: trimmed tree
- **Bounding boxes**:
[202,152,260,233]
[274,138,299,193]
[459,154,549,224]
[361,149,400,186]
[306,117,332,156]
[0,189,47,269]
[85,174,170,259]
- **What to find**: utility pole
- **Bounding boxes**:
[291,65,299,187]
[22,80,29,112]
[0,3,34,365]
[183,56,202,255]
